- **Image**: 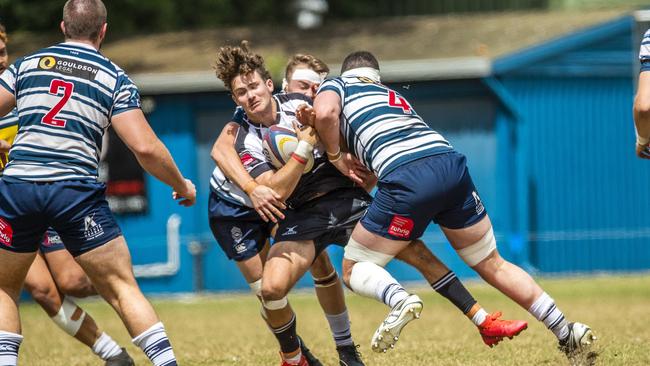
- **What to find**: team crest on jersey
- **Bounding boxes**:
[388,215,413,239]
[0,218,13,247]
[38,56,99,80]
[83,214,104,240]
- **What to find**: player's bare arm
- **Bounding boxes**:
[255,122,318,200]
[0,138,10,153]
[112,108,196,206]
[634,72,650,158]
[0,86,15,118]
[211,121,285,222]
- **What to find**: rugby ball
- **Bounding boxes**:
[262,124,314,173]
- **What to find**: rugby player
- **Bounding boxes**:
[0,22,134,365]
[213,44,527,365]
[634,28,650,158]
[0,1,196,365]
[300,50,596,360]
[210,45,362,366]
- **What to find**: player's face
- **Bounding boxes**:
[286,65,319,99]
[231,71,274,120]
[0,39,8,74]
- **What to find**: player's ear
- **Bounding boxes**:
[265,78,274,93]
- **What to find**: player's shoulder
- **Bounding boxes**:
[274,92,312,113]
[25,43,124,78]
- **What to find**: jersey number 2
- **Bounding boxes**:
[388,90,412,114]
[42,79,74,128]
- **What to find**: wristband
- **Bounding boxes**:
[242,180,258,195]
[328,151,342,163]
[293,140,314,159]
[326,148,341,158]
[291,153,307,165]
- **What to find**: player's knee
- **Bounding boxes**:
[57,274,95,298]
[261,279,289,302]
[26,283,61,315]
[634,96,650,116]
[456,227,497,268]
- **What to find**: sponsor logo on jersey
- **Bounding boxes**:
[282,225,299,236]
[38,56,56,70]
[43,232,63,247]
[38,56,99,80]
[472,191,485,215]
[388,215,413,239]
[0,217,13,247]
[240,152,255,167]
[83,214,104,240]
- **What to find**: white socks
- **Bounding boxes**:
[325,310,354,347]
[0,330,22,366]
[471,308,488,326]
[132,322,177,366]
[92,332,122,360]
[528,292,569,340]
[349,261,410,308]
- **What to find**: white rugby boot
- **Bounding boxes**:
[371,294,423,353]
[558,322,598,366]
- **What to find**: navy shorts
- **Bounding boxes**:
[0,180,122,256]
[361,151,487,241]
[274,187,372,255]
[40,228,66,253]
[208,192,271,262]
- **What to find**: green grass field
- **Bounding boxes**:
[17,275,650,365]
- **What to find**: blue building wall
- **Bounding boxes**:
[492,16,650,273]
[122,14,648,294]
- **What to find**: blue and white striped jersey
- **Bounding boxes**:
[210,92,353,209]
[0,41,140,182]
[318,73,452,179]
[640,29,650,71]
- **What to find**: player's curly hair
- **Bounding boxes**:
[215,40,272,91]
[0,23,7,44]
[284,54,329,79]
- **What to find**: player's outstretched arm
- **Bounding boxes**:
[634,72,650,159]
[255,122,317,200]
[211,122,285,222]
[111,109,196,206]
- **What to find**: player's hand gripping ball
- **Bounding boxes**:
[263,124,314,173]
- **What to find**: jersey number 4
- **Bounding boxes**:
[388,90,412,114]
[42,79,74,128]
